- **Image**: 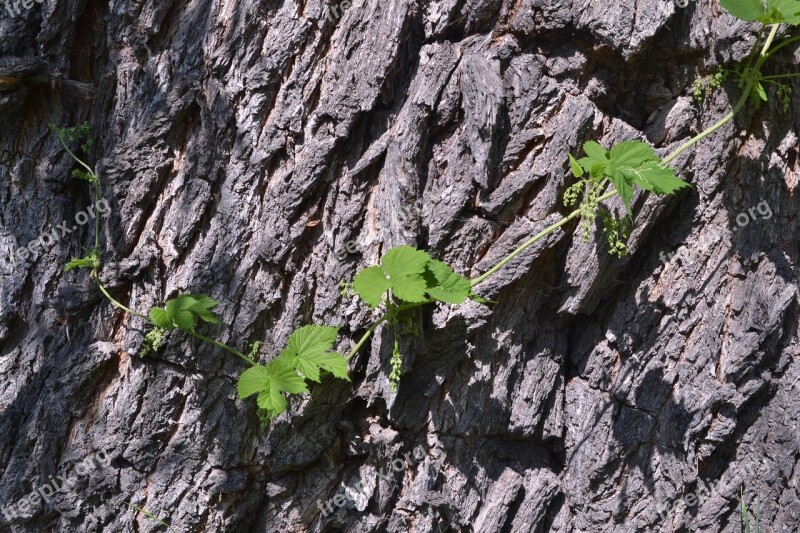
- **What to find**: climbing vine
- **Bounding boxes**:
[54,1,800,424]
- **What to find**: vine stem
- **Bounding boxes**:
[56,133,95,177]
[469,190,618,287]
[94,276,148,319]
[759,72,800,79]
[470,24,782,288]
[185,331,257,366]
[58,135,253,368]
[345,302,423,361]
[662,24,779,165]
[97,274,256,366]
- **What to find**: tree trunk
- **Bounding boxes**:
[1,0,798,531]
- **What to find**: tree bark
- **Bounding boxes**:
[1,0,799,532]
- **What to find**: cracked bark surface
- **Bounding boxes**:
[1,0,799,531]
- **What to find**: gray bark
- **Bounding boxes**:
[0,0,798,532]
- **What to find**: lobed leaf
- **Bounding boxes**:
[424,260,472,304]
[352,245,432,307]
[570,139,690,214]
[151,294,221,333]
[238,357,309,420]
[285,325,339,358]
[353,266,391,308]
[720,0,764,21]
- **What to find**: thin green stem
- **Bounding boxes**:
[345,316,389,361]
[661,24,780,166]
[344,302,424,361]
[93,177,101,251]
[759,24,780,61]
[761,34,800,62]
[186,330,257,366]
[470,26,783,289]
[759,72,800,80]
[94,277,148,319]
[96,277,255,366]
[56,134,95,176]
[469,190,618,287]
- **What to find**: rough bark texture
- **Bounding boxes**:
[1,0,799,532]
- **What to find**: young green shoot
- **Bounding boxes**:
[54,0,800,424]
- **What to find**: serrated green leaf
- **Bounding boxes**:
[769,0,800,23]
[353,266,391,308]
[237,364,270,398]
[156,294,221,332]
[257,388,285,417]
[610,169,634,214]
[381,245,431,279]
[285,325,339,358]
[583,141,607,161]
[294,351,350,382]
[186,294,221,323]
[390,274,429,302]
[608,140,658,168]
[166,297,198,332]
[279,325,349,384]
[588,162,606,179]
[242,357,308,420]
[317,352,350,380]
[149,308,171,330]
[169,295,197,312]
[191,306,221,324]
[353,246,435,307]
[187,294,218,308]
[624,162,692,195]
[268,356,309,394]
[173,310,196,332]
[424,260,471,304]
[568,154,584,177]
[425,260,456,285]
[720,0,765,21]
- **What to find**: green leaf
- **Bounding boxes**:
[765,0,800,22]
[353,266,391,308]
[381,246,431,279]
[279,325,349,383]
[257,388,285,416]
[294,351,350,382]
[237,364,271,398]
[154,294,221,333]
[756,82,767,101]
[583,141,608,161]
[267,357,309,395]
[568,154,584,177]
[389,273,429,303]
[352,246,432,306]
[260,357,309,418]
[166,296,197,332]
[425,259,454,285]
[608,140,658,168]
[285,325,339,357]
[172,310,196,332]
[609,169,634,214]
[316,352,350,380]
[720,0,765,21]
[186,294,221,324]
[624,162,692,195]
[239,357,308,419]
[149,308,171,330]
[424,260,472,304]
